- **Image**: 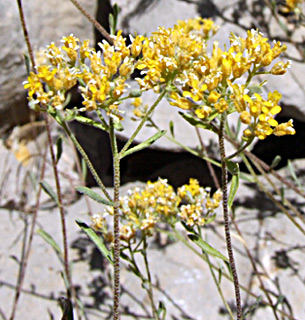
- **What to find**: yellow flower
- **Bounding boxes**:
[273,119,296,136]
[284,0,304,11]
[208,90,221,103]
[214,98,229,113]
[240,111,251,124]
[170,92,194,110]
[130,34,145,58]
[271,61,292,75]
[195,105,212,119]
[131,97,143,108]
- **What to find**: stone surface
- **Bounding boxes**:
[97,0,305,156]
[0,122,81,211]
[0,0,96,133]
[1,160,305,319]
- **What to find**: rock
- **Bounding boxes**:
[1,164,305,319]
[0,0,96,134]
[0,121,81,211]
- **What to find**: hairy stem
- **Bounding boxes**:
[58,114,112,202]
[119,89,167,158]
[109,119,121,320]
[232,220,280,320]
[219,113,242,320]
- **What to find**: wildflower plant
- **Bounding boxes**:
[22,10,297,320]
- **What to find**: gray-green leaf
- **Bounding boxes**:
[76,186,114,206]
[76,220,113,264]
[121,130,166,158]
[188,234,229,262]
[40,180,58,204]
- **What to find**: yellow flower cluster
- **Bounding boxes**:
[282,0,304,12]
[93,178,222,242]
[23,19,295,140]
[163,27,295,140]
[24,32,143,121]
[135,18,218,91]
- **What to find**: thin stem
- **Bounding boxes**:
[232,220,280,320]
[58,114,112,202]
[148,118,221,167]
[109,118,121,320]
[241,154,305,236]
[119,89,167,159]
[224,134,305,199]
[16,0,35,70]
[9,147,48,320]
[142,237,159,319]
[195,127,221,189]
[225,137,254,161]
[205,253,235,320]
[250,155,305,226]
[167,228,297,320]
[69,0,114,45]
[219,112,242,320]
[14,1,79,318]
[45,115,72,298]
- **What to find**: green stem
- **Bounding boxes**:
[109,118,121,320]
[56,112,112,202]
[119,89,167,159]
[219,112,242,320]
[241,154,305,235]
[167,227,297,320]
[148,118,221,167]
[225,137,254,160]
[205,253,235,320]
[142,237,159,319]
[127,241,158,319]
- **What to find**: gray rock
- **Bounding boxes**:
[0,0,96,134]
[1,161,305,319]
[0,122,81,211]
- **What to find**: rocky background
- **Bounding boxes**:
[1,0,305,319]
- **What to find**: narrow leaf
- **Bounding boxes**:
[181,221,196,234]
[56,136,63,164]
[121,130,166,158]
[37,229,63,263]
[76,220,113,264]
[269,155,281,170]
[128,264,141,277]
[40,180,58,204]
[23,53,31,75]
[240,172,255,183]
[218,267,223,284]
[81,158,87,182]
[75,115,108,131]
[288,159,303,190]
[59,297,74,320]
[169,120,175,138]
[157,301,167,319]
[179,112,217,132]
[205,213,217,224]
[226,160,239,176]
[228,172,239,210]
[109,14,115,35]
[188,234,229,262]
[76,186,114,206]
[242,296,262,319]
